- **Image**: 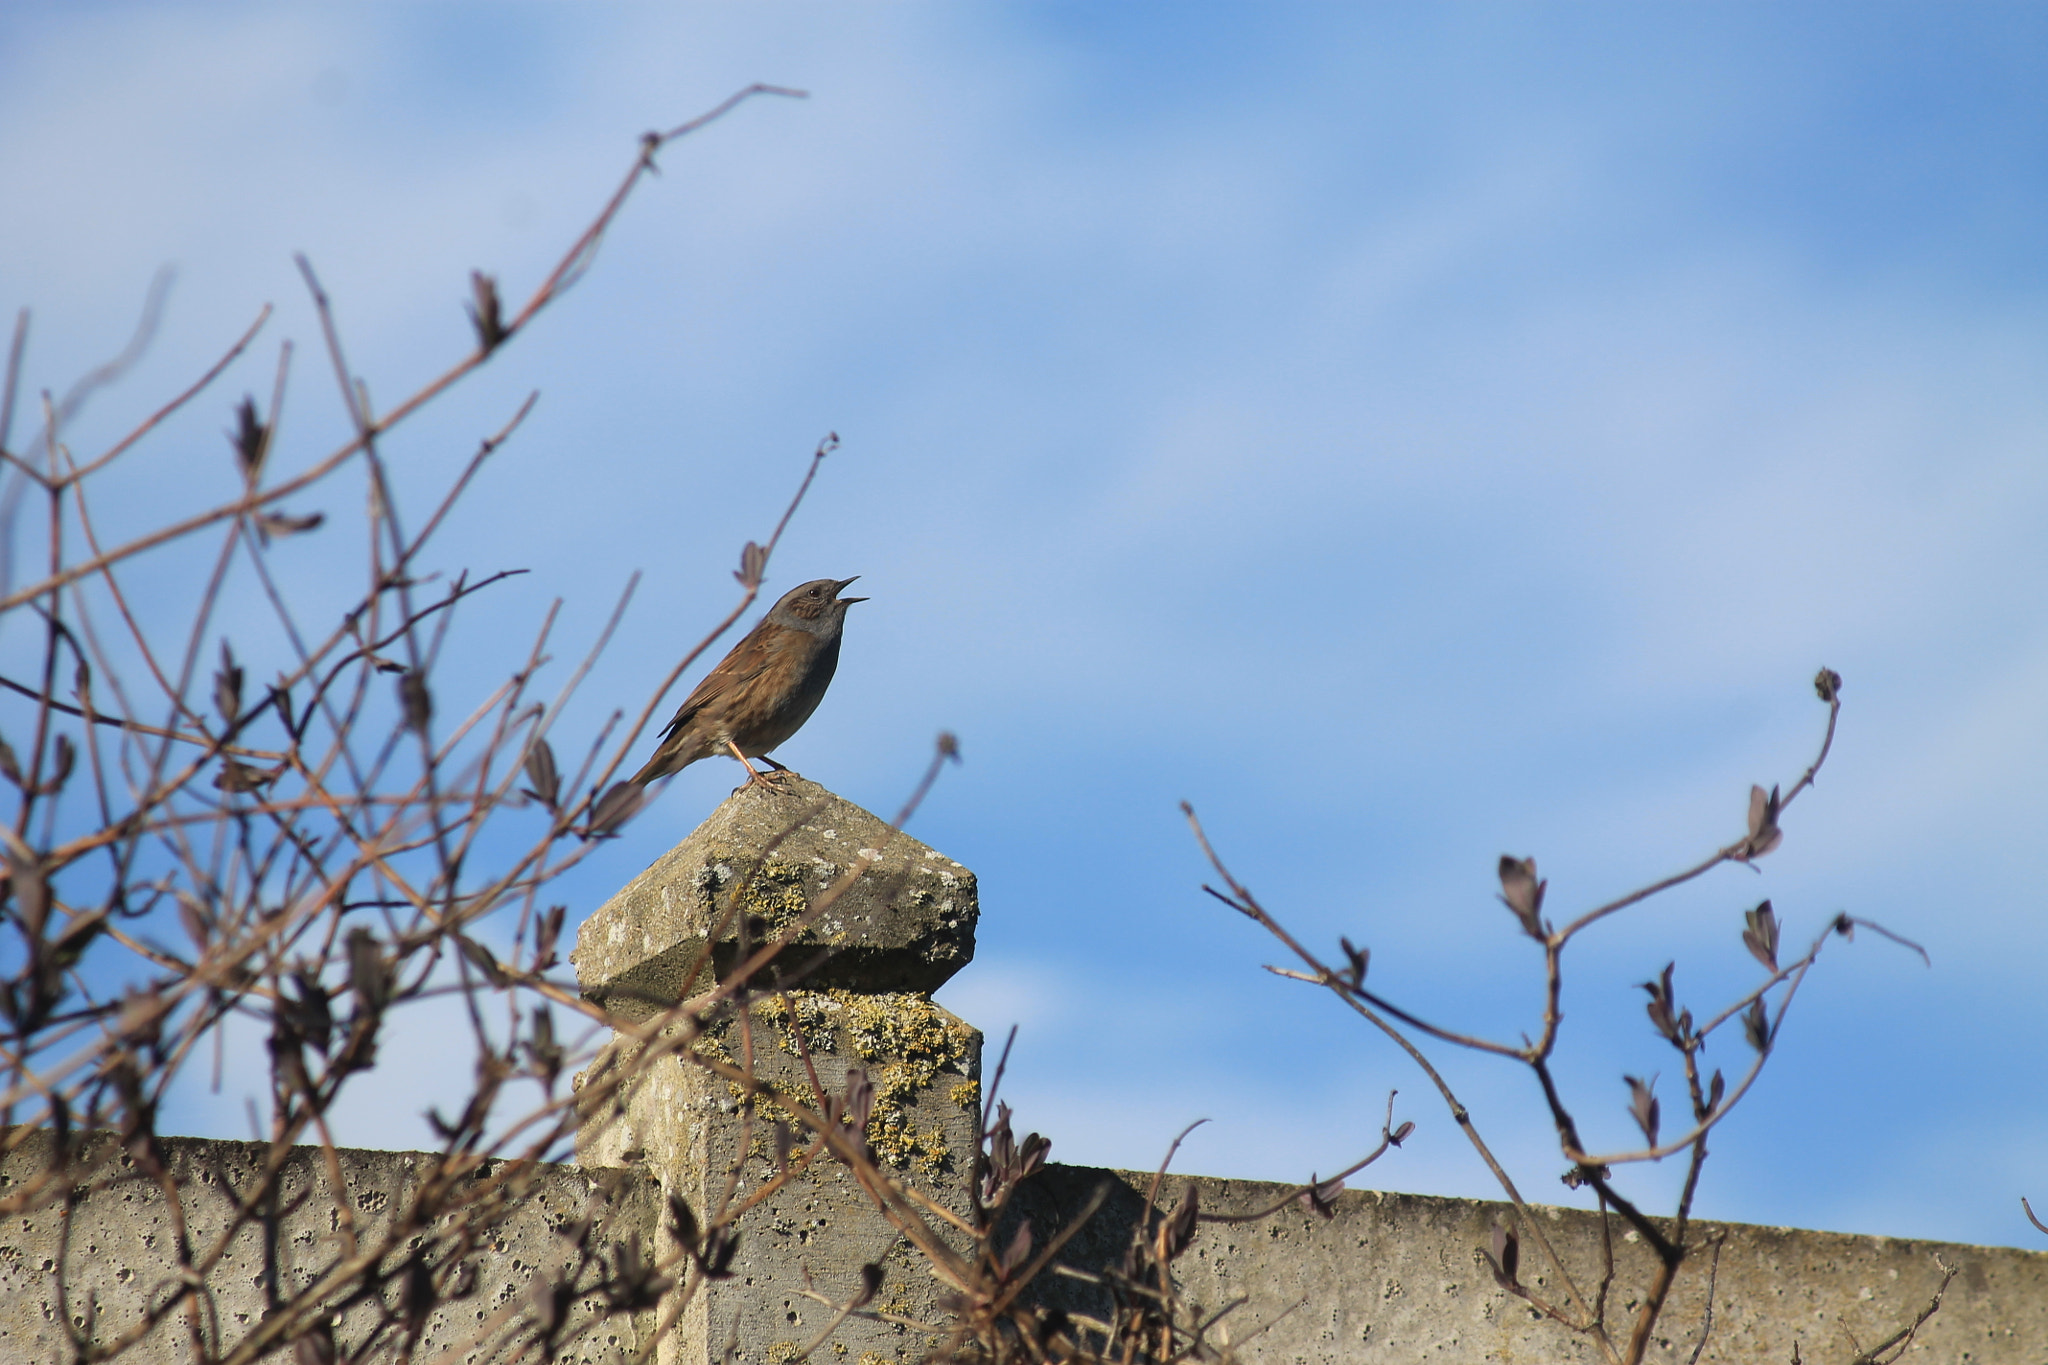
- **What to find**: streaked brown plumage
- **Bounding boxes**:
[631,577,865,788]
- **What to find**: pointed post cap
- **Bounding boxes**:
[572,777,977,1020]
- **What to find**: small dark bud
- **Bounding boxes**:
[1162,1184,1201,1258]
[1813,667,1843,702]
[1639,962,1680,1043]
[254,509,325,543]
[1489,1222,1520,1286]
[1742,900,1780,973]
[585,780,645,839]
[214,642,244,727]
[528,1272,572,1342]
[1000,1219,1034,1276]
[937,730,961,762]
[49,911,105,971]
[178,900,211,953]
[1743,998,1773,1055]
[458,935,508,988]
[347,927,391,1016]
[466,271,507,353]
[270,682,297,736]
[851,1261,884,1310]
[396,670,432,733]
[229,396,270,484]
[735,541,767,589]
[215,759,282,792]
[1018,1129,1050,1178]
[521,738,561,809]
[402,1256,435,1329]
[1497,855,1547,938]
[8,861,49,937]
[531,904,565,971]
[524,1006,562,1095]
[700,1227,739,1279]
[1739,784,1783,862]
[1339,936,1369,991]
[291,971,333,1057]
[1296,1177,1342,1221]
[668,1193,700,1251]
[1625,1073,1661,1148]
[841,1066,876,1134]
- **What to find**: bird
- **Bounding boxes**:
[630,576,865,790]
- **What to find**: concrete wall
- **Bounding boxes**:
[5,1131,2044,1363]
[0,1126,658,1364]
[1013,1165,2048,1364]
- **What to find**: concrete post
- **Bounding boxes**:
[571,778,982,1365]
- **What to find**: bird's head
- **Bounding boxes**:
[769,577,866,627]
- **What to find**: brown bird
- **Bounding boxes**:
[631,577,866,789]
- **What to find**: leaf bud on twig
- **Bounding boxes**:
[466,271,507,353]
[1743,998,1774,1055]
[1497,855,1546,938]
[1625,1073,1661,1148]
[1486,1222,1520,1287]
[1738,784,1783,862]
[228,395,270,484]
[1742,900,1780,972]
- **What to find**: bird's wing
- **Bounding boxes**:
[656,624,778,738]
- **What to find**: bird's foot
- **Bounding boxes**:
[736,762,801,793]
[726,743,801,792]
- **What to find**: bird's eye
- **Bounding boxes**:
[809,587,820,596]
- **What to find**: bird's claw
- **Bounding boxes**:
[738,764,801,793]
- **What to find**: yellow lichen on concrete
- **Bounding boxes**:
[948,1081,980,1111]
[756,992,842,1057]
[738,990,974,1176]
[700,853,822,938]
[841,992,973,1175]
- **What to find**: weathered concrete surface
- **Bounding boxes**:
[4,1141,2041,1363]
[572,778,977,1017]
[1015,1165,2048,1363]
[574,780,983,1365]
[576,993,983,1365]
[0,1126,658,1364]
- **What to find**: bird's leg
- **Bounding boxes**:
[726,740,796,790]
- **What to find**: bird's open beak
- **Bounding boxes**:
[835,576,867,604]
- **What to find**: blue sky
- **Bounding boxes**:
[2,4,2044,1250]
